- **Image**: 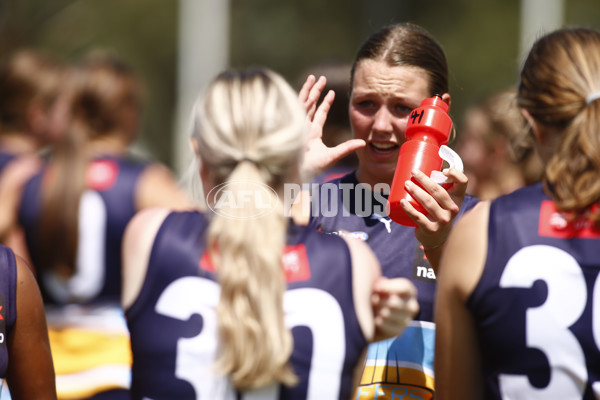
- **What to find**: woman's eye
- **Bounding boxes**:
[356,100,374,108]
[394,105,413,116]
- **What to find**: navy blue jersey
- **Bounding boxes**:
[125,211,366,400]
[0,151,16,174]
[468,183,600,399]
[0,245,17,379]
[19,155,149,304]
[308,171,479,398]
[17,154,148,397]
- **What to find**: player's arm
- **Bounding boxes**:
[121,207,171,310]
[434,201,489,400]
[136,164,196,212]
[344,237,419,343]
[6,255,56,400]
[344,236,379,343]
[0,156,41,244]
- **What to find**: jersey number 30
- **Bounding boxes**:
[155,277,347,399]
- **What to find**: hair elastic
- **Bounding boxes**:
[238,157,259,166]
[585,91,600,105]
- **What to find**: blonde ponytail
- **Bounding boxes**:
[192,68,306,389]
[208,162,296,389]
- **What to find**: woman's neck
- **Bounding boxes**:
[355,167,393,190]
[86,134,130,156]
[0,132,39,155]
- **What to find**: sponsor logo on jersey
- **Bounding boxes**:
[0,294,5,346]
[539,200,600,238]
[370,213,393,233]
[87,159,119,191]
[199,244,311,282]
[199,251,216,273]
[355,383,433,400]
[316,225,369,241]
[358,321,436,399]
[282,244,311,282]
[412,245,436,282]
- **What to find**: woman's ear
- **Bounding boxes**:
[189,138,213,197]
[521,108,554,164]
[27,99,49,137]
[520,108,533,125]
[441,93,451,108]
[190,138,200,154]
[520,108,543,142]
[199,158,214,194]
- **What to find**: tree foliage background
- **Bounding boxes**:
[1,0,599,170]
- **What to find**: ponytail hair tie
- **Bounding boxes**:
[238,157,259,166]
[219,157,259,169]
[585,91,600,105]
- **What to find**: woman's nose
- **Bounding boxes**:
[372,107,393,132]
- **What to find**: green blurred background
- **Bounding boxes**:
[2,0,599,174]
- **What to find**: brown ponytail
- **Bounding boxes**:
[517,28,600,220]
[37,51,141,277]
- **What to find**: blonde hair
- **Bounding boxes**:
[517,28,600,220]
[191,68,306,390]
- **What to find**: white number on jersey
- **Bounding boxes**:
[43,190,106,303]
[155,277,347,399]
[498,245,599,398]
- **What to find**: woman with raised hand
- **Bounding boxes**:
[122,67,419,399]
[294,23,478,399]
[435,27,600,399]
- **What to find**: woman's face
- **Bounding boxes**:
[349,60,431,187]
[456,107,493,177]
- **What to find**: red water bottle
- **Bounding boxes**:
[386,95,453,226]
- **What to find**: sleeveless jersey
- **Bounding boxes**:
[125,211,367,400]
[18,154,150,399]
[307,171,479,399]
[0,246,17,380]
[0,151,16,174]
[19,154,148,304]
[0,153,23,396]
[467,183,600,399]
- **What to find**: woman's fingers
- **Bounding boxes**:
[399,168,468,248]
[371,277,420,339]
[298,74,316,104]
[311,89,334,135]
[300,75,327,120]
[409,170,458,216]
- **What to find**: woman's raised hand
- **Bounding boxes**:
[298,75,365,179]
